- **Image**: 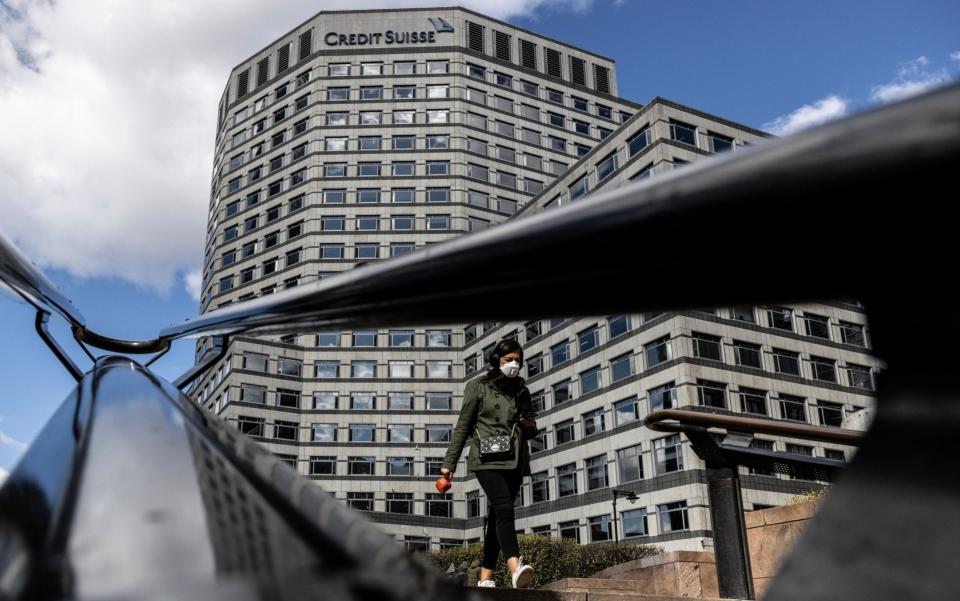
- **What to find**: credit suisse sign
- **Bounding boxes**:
[325,17,455,47]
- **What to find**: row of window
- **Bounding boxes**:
[238,386,456,411]
[237,417,453,444]
[463,58,620,117]
[464,85,614,140]
[238,357,457,380]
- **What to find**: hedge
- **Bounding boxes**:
[424,534,660,588]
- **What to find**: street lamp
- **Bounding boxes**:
[611,489,638,544]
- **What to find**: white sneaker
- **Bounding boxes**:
[511,556,535,589]
[477,580,496,588]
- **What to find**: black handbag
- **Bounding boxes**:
[478,424,516,461]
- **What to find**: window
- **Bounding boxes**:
[559,520,580,542]
[669,119,697,146]
[824,448,846,462]
[733,341,763,369]
[611,396,639,426]
[587,514,612,542]
[349,425,375,443]
[692,333,723,361]
[426,60,448,74]
[803,313,831,339]
[386,492,413,514]
[356,215,379,231]
[357,188,380,203]
[810,356,837,383]
[617,445,643,483]
[392,162,414,176]
[550,340,571,366]
[388,424,413,443]
[596,151,619,181]
[731,306,756,323]
[654,434,684,474]
[315,360,339,378]
[772,348,801,376]
[389,360,414,378]
[847,364,873,389]
[361,62,382,75]
[531,472,549,503]
[426,392,451,411]
[426,330,451,347]
[552,379,571,404]
[360,111,381,125]
[351,392,376,411]
[326,111,347,126]
[467,62,486,79]
[238,416,265,437]
[621,508,648,538]
[320,215,345,231]
[393,85,415,99]
[391,243,415,256]
[657,501,689,532]
[572,119,589,135]
[426,425,452,443]
[610,353,634,382]
[817,401,844,427]
[426,493,452,518]
[576,326,600,354]
[426,187,450,203]
[426,361,451,379]
[779,394,807,422]
[426,161,449,176]
[324,163,346,177]
[394,61,415,75]
[426,84,448,99]
[557,463,577,497]
[786,443,814,457]
[391,188,415,203]
[392,215,414,230]
[240,384,266,405]
[526,354,544,378]
[426,110,448,124]
[351,360,376,378]
[387,457,413,476]
[311,423,337,442]
[644,336,672,368]
[309,456,336,475]
[313,391,336,409]
[555,419,575,446]
[351,330,377,347]
[243,352,268,372]
[277,357,301,376]
[347,492,374,511]
[739,387,768,415]
[580,366,601,394]
[323,189,346,204]
[840,321,866,346]
[767,307,794,331]
[586,455,608,490]
[582,409,605,437]
[698,380,727,409]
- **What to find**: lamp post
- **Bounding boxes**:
[611,489,638,544]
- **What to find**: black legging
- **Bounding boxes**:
[475,469,523,570]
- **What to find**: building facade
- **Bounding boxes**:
[194,7,881,553]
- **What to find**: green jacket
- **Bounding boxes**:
[442,373,536,475]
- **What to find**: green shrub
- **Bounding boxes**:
[425,535,660,588]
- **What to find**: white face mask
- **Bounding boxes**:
[499,360,520,378]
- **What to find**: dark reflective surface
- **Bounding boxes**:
[0,357,464,601]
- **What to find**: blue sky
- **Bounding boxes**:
[1,0,958,477]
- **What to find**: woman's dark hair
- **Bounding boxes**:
[483,338,525,393]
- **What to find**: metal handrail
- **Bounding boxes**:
[645,409,865,446]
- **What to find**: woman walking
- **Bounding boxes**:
[441,339,538,589]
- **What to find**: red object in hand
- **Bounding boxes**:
[435,475,452,494]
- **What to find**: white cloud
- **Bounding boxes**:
[869,56,952,104]
[0,430,28,452]
[0,0,596,295]
[951,51,960,64]
[0,466,8,485]
[763,95,849,136]
[183,267,202,302]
